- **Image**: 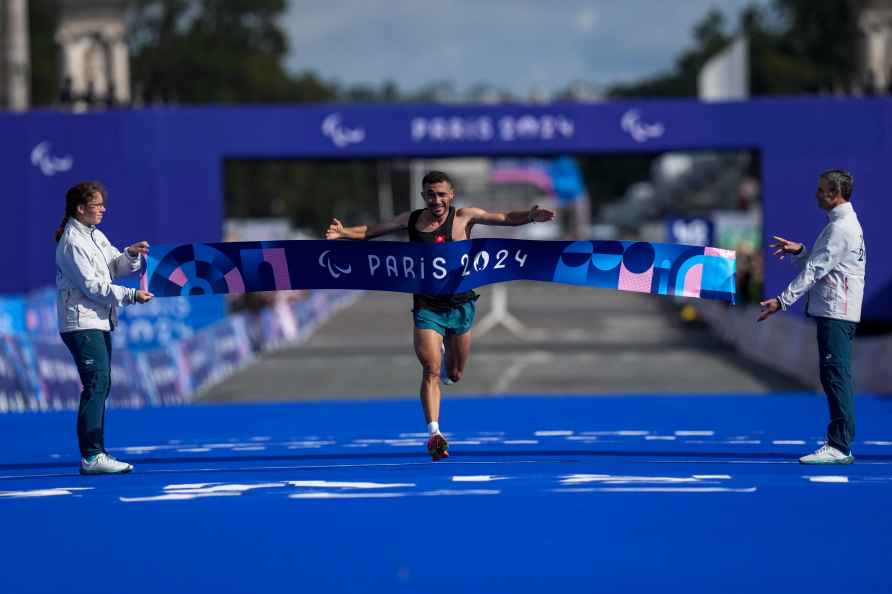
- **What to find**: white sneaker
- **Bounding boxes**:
[799,443,854,465]
[80,452,134,475]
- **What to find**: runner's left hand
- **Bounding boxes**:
[529,205,555,223]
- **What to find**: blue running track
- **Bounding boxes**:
[1,394,891,593]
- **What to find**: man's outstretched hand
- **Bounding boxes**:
[769,235,803,261]
[758,298,780,322]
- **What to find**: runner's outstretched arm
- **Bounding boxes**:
[461,205,555,227]
[325,211,412,240]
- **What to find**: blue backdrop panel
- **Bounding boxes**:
[1,98,889,318]
[7,110,171,292]
[1,116,28,294]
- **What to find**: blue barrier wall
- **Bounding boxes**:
[1,98,889,319]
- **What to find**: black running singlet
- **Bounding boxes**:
[408,207,478,311]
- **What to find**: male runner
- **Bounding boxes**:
[325,170,555,460]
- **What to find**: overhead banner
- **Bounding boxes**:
[142,239,736,303]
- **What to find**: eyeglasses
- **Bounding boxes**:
[85,201,105,210]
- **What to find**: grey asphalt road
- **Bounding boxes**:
[201,283,806,403]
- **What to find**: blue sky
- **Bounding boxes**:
[282,0,772,98]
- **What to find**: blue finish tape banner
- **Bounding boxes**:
[143,239,736,303]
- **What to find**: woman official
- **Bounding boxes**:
[55,181,154,474]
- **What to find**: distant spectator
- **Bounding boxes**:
[59,76,74,105]
[84,81,98,107]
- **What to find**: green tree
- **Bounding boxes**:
[608,0,856,98]
[609,9,731,98]
[28,0,59,107]
[129,2,386,230]
[130,0,335,104]
[764,0,855,92]
[224,160,382,235]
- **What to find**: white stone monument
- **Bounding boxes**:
[56,0,130,108]
[1,0,30,111]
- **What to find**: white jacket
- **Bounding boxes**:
[778,201,865,323]
[56,218,142,333]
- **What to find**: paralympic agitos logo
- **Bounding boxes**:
[620,109,665,143]
[318,250,353,278]
[321,113,366,147]
[31,141,74,176]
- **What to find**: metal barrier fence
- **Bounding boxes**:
[0,290,361,412]
[698,302,892,394]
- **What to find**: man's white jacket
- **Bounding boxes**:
[778,201,865,323]
[56,218,141,333]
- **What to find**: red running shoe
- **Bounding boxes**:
[427,433,449,461]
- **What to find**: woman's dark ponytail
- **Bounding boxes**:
[54,215,70,242]
[55,181,107,243]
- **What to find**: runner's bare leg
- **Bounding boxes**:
[445,331,472,383]
[414,327,444,423]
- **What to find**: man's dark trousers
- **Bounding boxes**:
[60,330,112,458]
[816,317,857,455]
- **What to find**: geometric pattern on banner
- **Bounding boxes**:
[144,239,736,304]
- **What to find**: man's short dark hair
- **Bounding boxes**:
[820,169,854,200]
[422,171,453,188]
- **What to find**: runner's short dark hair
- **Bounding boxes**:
[422,171,453,188]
